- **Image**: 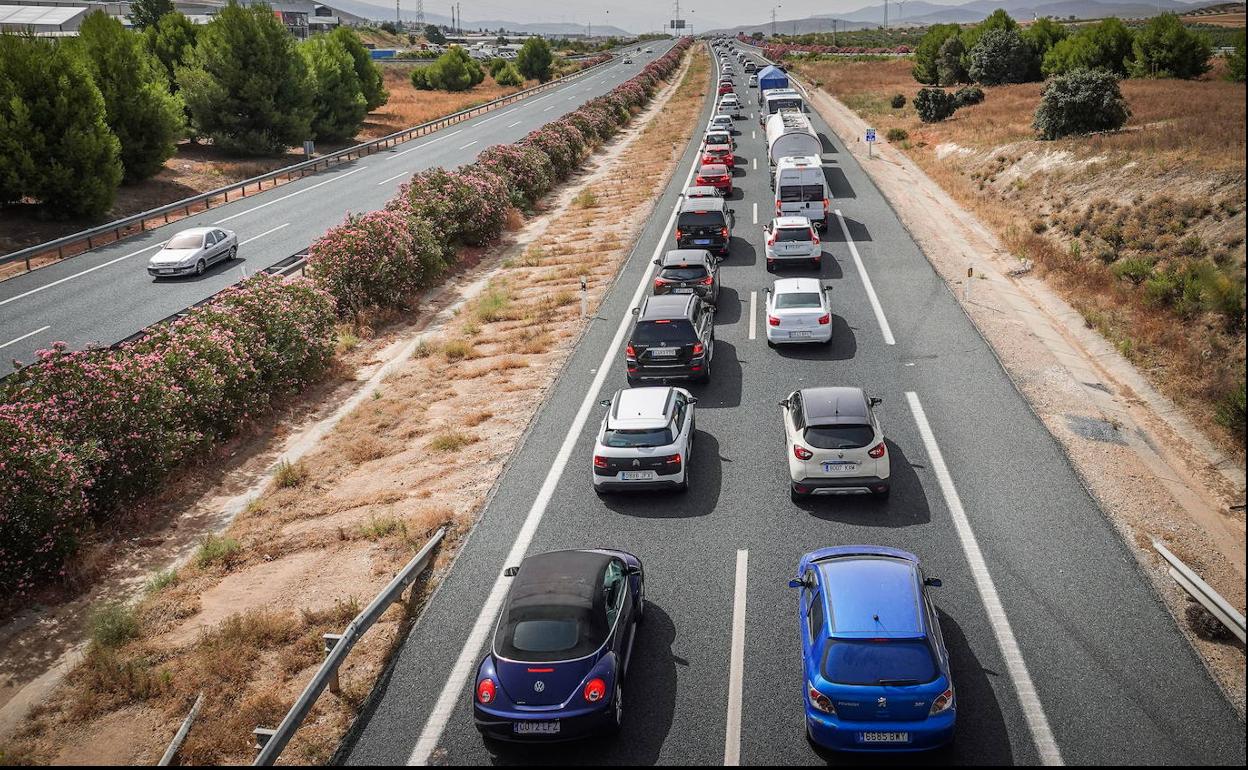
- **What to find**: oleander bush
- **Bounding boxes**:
[474,143,555,207]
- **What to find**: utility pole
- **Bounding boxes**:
[416,0,424,26]
[884,0,888,30]
[456,2,461,35]
[832,19,836,47]
[395,0,400,27]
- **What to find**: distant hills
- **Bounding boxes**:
[324,0,632,37]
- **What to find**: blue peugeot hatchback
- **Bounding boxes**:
[473,548,644,741]
[790,546,955,752]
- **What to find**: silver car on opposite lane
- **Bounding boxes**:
[147,226,238,278]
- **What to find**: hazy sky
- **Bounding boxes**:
[413,0,964,34]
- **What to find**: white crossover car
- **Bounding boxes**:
[780,386,891,500]
[593,387,697,494]
[765,277,833,346]
[763,215,821,271]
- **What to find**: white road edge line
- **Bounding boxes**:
[905,392,1064,766]
[214,167,364,224]
[833,209,895,346]
[748,291,757,340]
[0,325,50,350]
[0,243,164,308]
[406,134,704,768]
[239,223,289,246]
[724,549,749,766]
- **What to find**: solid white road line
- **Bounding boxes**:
[748,291,757,340]
[377,171,409,186]
[506,121,522,128]
[458,140,478,150]
[0,243,163,308]
[0,325,50,350]
[905,392,1064,766]
[833,209,895,346]
[752,157,757,171]
[238,223,289,246]
[213,167,364,224]
[724,549,749,766]
[406,138,704,768]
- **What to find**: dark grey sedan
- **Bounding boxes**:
[147,227,238,278]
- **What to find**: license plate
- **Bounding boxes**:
[648,348,678,357]
[858,731,909,744]
[823,462,858,473]
[693,239,711,245]
[790,330,812,338]
[621,470,656,481]
[514,721,560,735]
[674,287,694,294]
[158,268,176,274]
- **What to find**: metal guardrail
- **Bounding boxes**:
[1153,539,1246,643]
[0,55,616,273]
[158,692,204,766]
[251,527,446,766]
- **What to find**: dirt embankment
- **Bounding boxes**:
[0,47,709,765]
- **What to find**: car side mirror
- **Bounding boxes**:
[787,578,803,589]
[599,399,612,407]
[687,396,699,405]
[631,307,640,316]
[625,564,642,576]
[503,566,519,577]
[924,577,942,588]
[777,398,790,409]
[869,396,883,407]
[653,258,662,266]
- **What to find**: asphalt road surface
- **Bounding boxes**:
[339,43,1245,766]
[0,42,677,368]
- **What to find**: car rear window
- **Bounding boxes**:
[822,639,939,686]
[511,618,579,654]
[804,424,874,449]
[167,234,203,249]
[632,319,696,345]
[775,291,822,309]
[661,265,709,281]
[603,427,675,448]
[775,227,812,242]
[779,184,825,202]
[678,211,726,228]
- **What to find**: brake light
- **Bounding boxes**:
[476,678,496,704]
[823,197,829,210]
[811,231,820,245]
[817,314,830,325]
[594,455,608,469]
[699,275,714,285]
[626,344,635,357]
[775,201,782,214]
[720,227,729,238]
[868,442,886,459]
[930,686,954,715]
[766,233,775,246]
[768,315,780,326]
[583,678,607,703]
[793,445,813,460]
[664,453,682,466]
[808,681,835,715]
[654,277,669,287]
[692,342,705,356]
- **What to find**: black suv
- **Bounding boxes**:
[652,249,720,305]
[626,294,715,385]
[675,197,734,257]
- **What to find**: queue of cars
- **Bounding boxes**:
[471,40,952,754]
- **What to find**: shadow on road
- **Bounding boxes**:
[792,440,932,528]
[600,430,722,520]
[823,165,856,200]
[770,314,857,363]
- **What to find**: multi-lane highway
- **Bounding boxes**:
[340,43,1244,765]
[0,43,677,367]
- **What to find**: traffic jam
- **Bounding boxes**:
[471,40,956,753]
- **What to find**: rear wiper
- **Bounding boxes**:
[877,678,920,686]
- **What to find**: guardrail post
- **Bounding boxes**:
[253,727,276,755]
[323,634,344,694]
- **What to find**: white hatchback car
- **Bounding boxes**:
[765,278,833,346]
[763,215,821,271]
[593,387,697,494]
[718,94,741,119]
[780,386,891,501]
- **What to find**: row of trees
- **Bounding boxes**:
[411,37,556,92]
[913,11,1214,87]
[0,3,387,218]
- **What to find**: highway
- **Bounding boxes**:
[339,44,1245,765]
[0,43,677,368]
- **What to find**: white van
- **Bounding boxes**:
[773,156,829,230]
[765,112,821,171]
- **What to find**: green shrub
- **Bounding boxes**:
[890,93,906,109]
[90,603,140,648]
[936,35,967,86]
[1033,68,1130,140]
[1043,19,1134,77]
[1227,31,1245,83]
[488,57,508,77]
[912,23,962,84]
[517,37,553,82]
[886,127,908,142]
[194,534,241,568]
[953,85,985,108]
[1110,257,1153,285]
[1216,382,1246,435]
[913,87,957,123]
[494,61,524,87]
[411,46,484,92]
[968,28,1033,85]
[330,26,387,110]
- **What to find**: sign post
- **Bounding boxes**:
[865,128,876,158]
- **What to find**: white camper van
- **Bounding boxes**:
[759,88,804,122]
[773,155,829,230]
[765,112,822,171]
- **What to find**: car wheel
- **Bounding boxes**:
[766,339,776,348]
[811,257,821,270]
[228,246,238,261]
[766,260,775,273]
[606,684,625,735]
[195,259,206,276]
[626,376,640,387]
[696,358,711,383]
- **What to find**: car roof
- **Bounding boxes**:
[816,554,925,639]
[679,196,727,213]
[608,387,676,428]
[172,227,215,237]
[684,185,719,196]
[638,293,696,320]
[698,163,729,174]
[661,249,713,266]
[510,549,612,613]
[774,277,823,295]
[774,216,812,229]
[799,386,870,425]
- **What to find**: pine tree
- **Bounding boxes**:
[300,35,367,142]
[517,37,553,82]
[128,0,174,30]
[144,11,198,92]
[330,26,387,110]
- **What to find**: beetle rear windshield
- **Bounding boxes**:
[661,265,709,281]
[804,424,874,449]
[678,212,727,228]
[822,639,939,686]
[632,319,696,345]
[603,427,675,448]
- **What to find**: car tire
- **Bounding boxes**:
[812,257,821,270]
[790,486,806,503]
[227,246,238,261]
[626,376,640,387]
[766,260,775,273]
[194,259,206,276]
[606,684,625,735]
[767,339,776,348]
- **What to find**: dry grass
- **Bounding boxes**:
[794,57,1246,452]
[357,68,534,140]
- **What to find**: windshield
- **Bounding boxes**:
[661,265,709,281]
[776,291,822,309]
[775,227,812,243]
[603,426,675,448]
[768,97,803,113]
[166,234,204,250]
[632,319,696,345]
[804,424,874,450]
[822,639,939,686]
[779,184,825,203]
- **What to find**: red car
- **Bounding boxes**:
[701,145,735,168]
[717,81,735,96]
[695,163,732,194]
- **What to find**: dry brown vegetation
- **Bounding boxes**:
[795,57,1247,454]
[356,66,534,140]
[3,46,709,766]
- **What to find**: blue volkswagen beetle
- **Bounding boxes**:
[790,546,955,752]
[473,548,644,741]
